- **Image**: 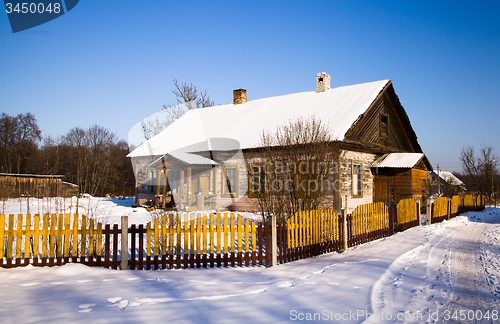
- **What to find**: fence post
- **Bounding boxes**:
[447,199,451,220]
[388,201,395,234]
[426,199,432,226]
[267,215,277,267]
[341,209,348,252]
[121,216,128,270]
[417,201,421,226]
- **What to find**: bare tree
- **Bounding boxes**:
[63,127,89,194]
[142,79,215,139]
[87,124,117,196]
[460,145,498,198]
[246,115,339,222]
[0,112,41,174]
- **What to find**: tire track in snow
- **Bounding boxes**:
[437,221,500,324]
[366,228,454,323]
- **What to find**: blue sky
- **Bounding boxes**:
[1,1,499,172]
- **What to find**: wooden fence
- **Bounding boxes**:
[432,197,449,223]
[0,194,488,269]
[284,209,341,263]
[0,212,269,270]
[0,213,121,268]
[464,195,475,212]
[450,195,461,217]
[431,194,485,224]
[128,212,268,270]
[395,198,419,232]
[348,202,390,247]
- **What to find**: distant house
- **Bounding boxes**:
[428,170,465,196]
[128,73,432,213]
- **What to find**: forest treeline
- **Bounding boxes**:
[0,112,135,196]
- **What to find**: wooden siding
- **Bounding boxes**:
[0,174,77,198]
[373,168,428,205]
[344,90,416,152]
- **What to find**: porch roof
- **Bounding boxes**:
[371,153,424,169]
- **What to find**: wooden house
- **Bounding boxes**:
[428,170,465,197]
[127,73,431,213]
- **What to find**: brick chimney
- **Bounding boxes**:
[233,89,247,104]
[316,72,331,93]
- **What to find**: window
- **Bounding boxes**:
[148,170,157,194]
[167,169,180,194]
[352,162,362,197]
[380,114,388,137]
[222,165,239,197]
[249,165,266,197]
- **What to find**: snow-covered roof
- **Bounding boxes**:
[371,153,424,168]
[432,170,464,186]
[128,80,390,158]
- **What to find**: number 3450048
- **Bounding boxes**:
[5,3,61,14]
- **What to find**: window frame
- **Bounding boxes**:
[380,113,389,138]
[351,161,363,198]
[248,165,267,198]
[222,164,239,198]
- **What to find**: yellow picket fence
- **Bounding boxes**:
[464,195,474,211]
[350,202,389,246]
[450,195,461,217]
[432,197,449,222]
[396,198,417,225]
[286,209,340,249]
[0,213,109,268]
[285,209,340,261]
[352,202,389,236]
[131,212,267,269]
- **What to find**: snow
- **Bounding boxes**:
[1,204,500,323]
[127,80,389,158]
[0,196,154,225]
[372,153,424,169]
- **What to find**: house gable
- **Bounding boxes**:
[343,81,422,154]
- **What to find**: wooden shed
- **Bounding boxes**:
[371,153,430,206]
[0,173,78,198]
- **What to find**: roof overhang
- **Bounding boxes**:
[371,153,425,169]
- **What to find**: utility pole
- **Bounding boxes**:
[437,164,441,196]
[493,160,496,208]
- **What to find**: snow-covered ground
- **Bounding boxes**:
[0,196,154,225]
[0,205,499,323]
